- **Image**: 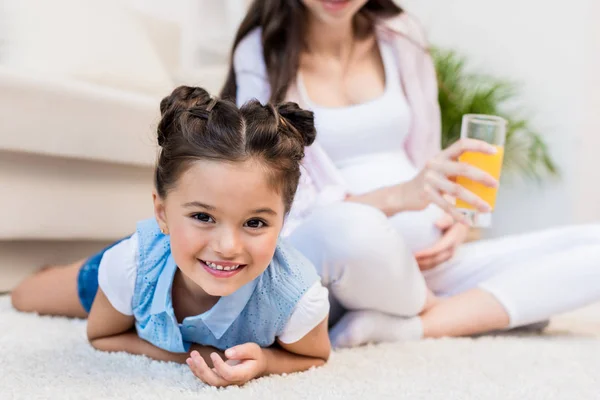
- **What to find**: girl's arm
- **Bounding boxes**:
[187,317,330,387]
[87,288,222,365]
[265,317,330,374]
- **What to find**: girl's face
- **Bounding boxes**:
[302,0,368,26]
[153,159,286,297]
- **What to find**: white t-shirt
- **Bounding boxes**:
[97,233,329,344]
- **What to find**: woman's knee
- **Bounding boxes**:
[289,202,426,315]
[289,202,412,266]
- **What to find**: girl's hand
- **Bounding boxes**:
[187,343,266,387]
[414,213,469,270]
[402,138,499,223]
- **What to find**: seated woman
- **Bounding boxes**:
[222,0,600,347]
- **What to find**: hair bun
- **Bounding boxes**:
[157,86,213,147]
[276,102,316,147]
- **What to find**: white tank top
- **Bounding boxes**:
[297,39,418,194]
[297,39,444,251]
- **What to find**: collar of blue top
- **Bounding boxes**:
[149,255,258,339]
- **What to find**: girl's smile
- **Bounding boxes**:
[199,259,247,278]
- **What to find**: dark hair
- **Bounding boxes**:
[220,0,403,103]
[155,85,316,213]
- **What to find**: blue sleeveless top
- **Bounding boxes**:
[131,219,319,353]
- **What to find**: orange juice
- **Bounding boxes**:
[455,146,504,210]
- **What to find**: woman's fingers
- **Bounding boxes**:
[435,213,455,230]
[416,219,466,259]
[428,159,498,188]
[426,172,491,213]
[424,184,468,224]
[443,138,498,159]
[415,232,454,259]
[417,248,455,271]
[417,138,499,218]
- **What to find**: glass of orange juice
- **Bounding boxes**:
[455,114,506,227]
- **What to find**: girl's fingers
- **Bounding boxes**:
[225,342,262,360]
[211,353,245,383]
[186,357,204,381]
[187,351,230,387]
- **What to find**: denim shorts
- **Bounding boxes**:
[77,237,130,312]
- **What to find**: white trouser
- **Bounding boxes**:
[287,202,600,328]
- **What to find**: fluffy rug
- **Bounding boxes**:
[1,296,599,400]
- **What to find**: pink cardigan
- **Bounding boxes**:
[233,13,441,235]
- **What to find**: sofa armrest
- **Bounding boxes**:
[0,67,160,166]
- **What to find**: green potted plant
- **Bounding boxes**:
[433,48,558,181]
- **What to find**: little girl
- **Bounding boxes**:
[11,86,331,387]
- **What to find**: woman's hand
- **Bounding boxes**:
[414,213,469,270]
[402,138,499,223]
[187,343,267,387]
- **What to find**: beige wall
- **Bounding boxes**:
[574,0,600,222]
[404,0,596,235]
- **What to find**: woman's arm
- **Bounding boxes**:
[233,28,271,106]
[87,288,222,365]
[346,183,416,217]
[346,139,500,222]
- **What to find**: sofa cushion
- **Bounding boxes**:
[0,67,160,165]
[0,151,154,241]
[0,239,114,292]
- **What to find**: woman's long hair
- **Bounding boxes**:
[220,0,403,103]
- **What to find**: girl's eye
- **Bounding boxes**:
[245,219,266,229]
[192,213,215,223]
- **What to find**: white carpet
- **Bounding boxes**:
[1,296,599,400]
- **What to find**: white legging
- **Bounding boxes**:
[287,202,600,329]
